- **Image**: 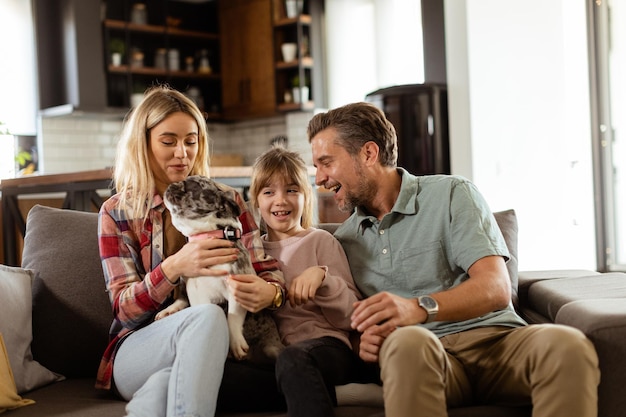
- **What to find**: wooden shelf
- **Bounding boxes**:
[276,56,314,69]
[107,65,220,79]
[273,14,312,27]
[277,101,314,111]
[104,19,219,41]
[102,1,221,112]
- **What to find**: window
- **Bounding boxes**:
[324,0,424,108]
[0,0,38,179]
[589,0,626,271]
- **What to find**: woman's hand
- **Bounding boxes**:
[161,238,238,283]
[288,266,325,307]
[228,274,276,313]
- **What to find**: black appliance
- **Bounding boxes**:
[366,83,449,176]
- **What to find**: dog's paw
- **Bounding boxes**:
[154,304,182,320]
[230,335,250,360]
[155,307,177,320]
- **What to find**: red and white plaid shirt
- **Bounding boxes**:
[95,186,283,389]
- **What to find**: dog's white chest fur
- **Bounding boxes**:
[162,176,284,362]
[184,273,230,306]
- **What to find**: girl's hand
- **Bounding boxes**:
[358,325,388,363]
[228,274,276,313]
[288,266,326,307]
[161,238,238,283]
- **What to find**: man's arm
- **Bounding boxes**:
[351,255,511,361]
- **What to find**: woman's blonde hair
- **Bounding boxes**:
[249,146,314,229]
[113,85,211,220]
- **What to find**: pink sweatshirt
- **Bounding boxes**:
[262,228,362,348]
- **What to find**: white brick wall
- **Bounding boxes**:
[38,111,316,174]
[39,116,122,173]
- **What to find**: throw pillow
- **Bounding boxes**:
[0,264,63,394]
[0,333,34,411]
[21,205,112,378]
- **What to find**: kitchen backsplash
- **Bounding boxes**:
[38,111,315,174]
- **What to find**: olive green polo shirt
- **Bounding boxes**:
[335,169,526,337]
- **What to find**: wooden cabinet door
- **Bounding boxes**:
[220,0,276,119]
[220,0,246,114]
[242,0,276,117]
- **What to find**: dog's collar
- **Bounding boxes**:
[188,226,242,242]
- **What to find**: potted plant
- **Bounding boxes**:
[109,38,125,66]
[291,74,309,104]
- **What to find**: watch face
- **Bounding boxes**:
[420,296,437,309]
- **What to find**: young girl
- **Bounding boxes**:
[248,145,363,417]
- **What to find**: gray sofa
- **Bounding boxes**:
[8,204,626,417]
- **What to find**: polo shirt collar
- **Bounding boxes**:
[355,168,419,231]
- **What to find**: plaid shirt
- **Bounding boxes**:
[95,187,284,389]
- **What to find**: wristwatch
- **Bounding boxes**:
[268,282,284,310]
[417,295,439,323]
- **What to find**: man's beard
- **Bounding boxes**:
[338,163,377,213]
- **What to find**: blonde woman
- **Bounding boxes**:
[95,85,285,417]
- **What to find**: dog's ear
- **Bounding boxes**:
[223,196,242,218]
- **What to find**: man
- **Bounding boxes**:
[307,102,600,417]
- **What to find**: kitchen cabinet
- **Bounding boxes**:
[272,0,313,111]
[219,0,276,120]
[102,0,221,118]
[271,0,325,111]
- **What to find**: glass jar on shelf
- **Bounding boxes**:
[168,49,180,71]
[197,49,211,74]
[185,56,194,72]
[130,49,144,68]
[131,3,147,25]
[154,48,167,70]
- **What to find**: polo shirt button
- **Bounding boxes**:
[379,230,385,235]
[382,248,388,254]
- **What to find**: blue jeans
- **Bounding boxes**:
[275,336,363,417]
[113,304,229,417]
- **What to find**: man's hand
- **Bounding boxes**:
[351,291,424,335]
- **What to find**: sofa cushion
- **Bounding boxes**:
[21,205,112,378]
[517,269,600,310]
[0,334,34,411]
[0,264,62,393]
[528,272,626,321]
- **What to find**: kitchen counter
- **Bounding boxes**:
[0,166,294,266]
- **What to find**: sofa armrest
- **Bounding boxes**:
[555,299,626,417]
[517,270,599,313]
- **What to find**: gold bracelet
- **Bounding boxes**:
[267,282,284,310]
